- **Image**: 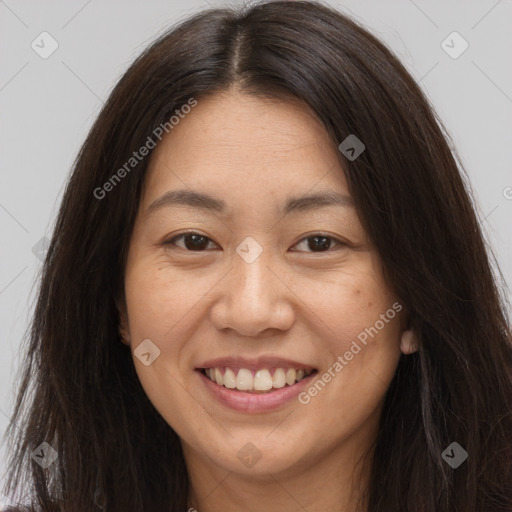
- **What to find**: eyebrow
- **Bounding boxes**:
[144,188,354,217]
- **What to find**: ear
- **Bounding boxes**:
[116,297,131,346]
[397,305,419,355]
[400,329,418,355]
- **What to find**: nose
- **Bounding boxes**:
[209,246,295,337]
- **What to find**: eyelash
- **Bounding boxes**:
[163,231,346,253]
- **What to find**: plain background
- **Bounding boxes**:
[1,0,511,497]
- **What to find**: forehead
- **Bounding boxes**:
[142,91,350,210]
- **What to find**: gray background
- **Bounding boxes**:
[1,0,511,500]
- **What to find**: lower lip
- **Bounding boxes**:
[197,370,316,413]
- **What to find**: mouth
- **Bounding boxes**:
[199,366,316,393]
[195,357,318,412]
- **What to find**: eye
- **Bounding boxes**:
[291,234,345,253]
[163,231,345,253]
[164,232,218,251]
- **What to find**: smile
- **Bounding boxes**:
[202,367,314,393]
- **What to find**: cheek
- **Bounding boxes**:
[123,259,203,430]
[124,254,216,342]
[294,263,402,422]
[294,262,400,356]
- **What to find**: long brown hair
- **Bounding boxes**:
[4,1,512,510]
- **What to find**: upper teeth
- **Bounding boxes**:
[205,367,312,392]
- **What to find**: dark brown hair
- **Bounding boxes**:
[4,1,512,511]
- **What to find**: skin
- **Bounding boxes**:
[119,90,411,512]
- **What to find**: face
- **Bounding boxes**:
[120,91,404,480]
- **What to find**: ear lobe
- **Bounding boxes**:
[116,298,131,346]
[400,329,418,355]
[119,328,131,346]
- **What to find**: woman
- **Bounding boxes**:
[3,1,512,511]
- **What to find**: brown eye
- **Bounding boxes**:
[292,235,343,252]
[166,232,217,251]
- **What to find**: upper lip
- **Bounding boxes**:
[197,356,315,371]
